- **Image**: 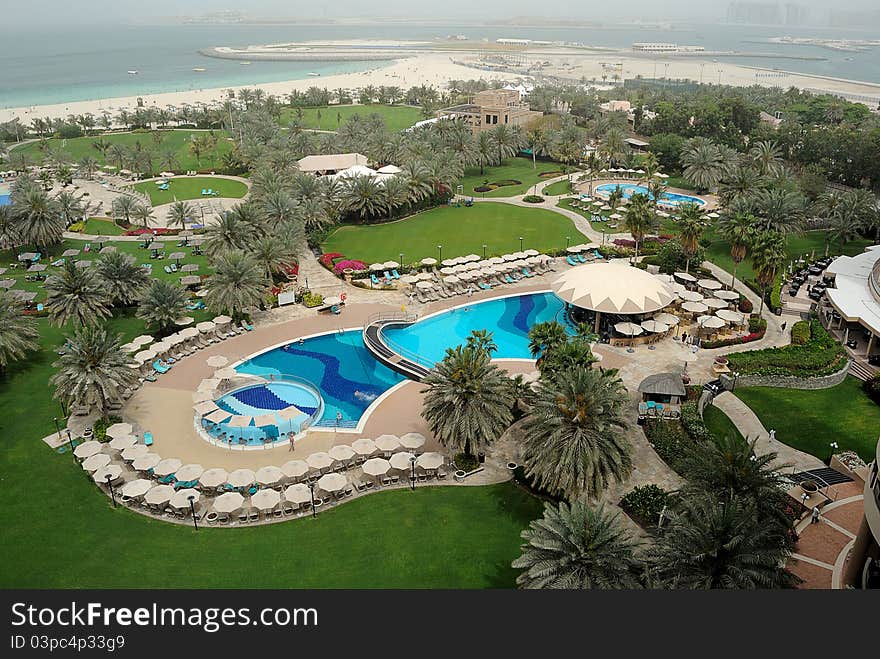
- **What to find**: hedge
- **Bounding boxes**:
[726,320,846,377]
[790,320,811,345]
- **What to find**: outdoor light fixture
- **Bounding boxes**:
[308,481,316,518]
[437,244,442,261]
[566,236,570,248]
[482,244,487,258]
[519,236,523,251]
[188,494,198,531]
[65,429,75,459]
[106,474,116,507]
[410,455,417,491]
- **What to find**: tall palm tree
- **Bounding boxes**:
[96,251,151,306]
[136,279,189,334]
[475,131,497,175]
[490,124,522,164]
[677,203,706,273]
[130,204,154,229]
[249,235,298,281]
[261,189,298,226]
[0,290,39,370]
[420,345,514,458]
[648,494,799,589]
[78,155,99,180]
[749,140,784,177]
[623,192,654,261]
[539,337,599,379]
[111,195,138,226]
[205,251,266,320]
[600,127,628,167]
[204,210,254,259]
[717,211,756,288]
[296,197,334,234]
[0,205,20,251]
[381,175,412,220]
[751,230,787,315]
[166,201,194,231]
[464,329,497,356]
[751,188,805,235]
[681,138,726,192]
[718,164,763,207]
[344,174,387,223]
[527,320,569,360]
[14,186,64,247]
[512,500,643,589]
[51,324,138,417]
[44,260,112,327]
[520,368,631,500]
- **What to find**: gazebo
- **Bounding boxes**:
[551,263,676,334]
[637,372,686,406]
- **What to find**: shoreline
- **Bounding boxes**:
[3,49,879,124]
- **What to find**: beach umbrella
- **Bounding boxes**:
[120,479,152,499]
[281,460,309,479]
[317,472,346,493]
[523,249,539,257]
[0,279,15,289]
[165,333,186,346]
[132,453,161,471]
[415,272,434,281]
[180,263,199,273]
[175,463,204,482]
[674,271,697,283]
[61,248,80,258]
[251,488,281,511]
[105,422,133,439]
[420,257,437,266]
[154,458,182,477]
[389,452,416,472]
[374,434,401,452]
[443,275,460,285]
[714,289,740,301]
[704,298,728,310]
[614,322,644,336]
[121,444,149,461]
[400,274,419,284]
[175,316,195,326]
[196,321,215,334]
[144,484,175,506]
[99,246,116,255]
[416,452,444,470]
[27,263,47,272]
[362,457,391,477]
[212,315,232,326]
[147,241,164,250]
[73,440,102,459]
[669,282,688,295]
[81,453,111,472]
[351,438,377,456]
[227,468,255,489]
[369,263,385,272]
[697,278,722,291]
[92,464,123,484]
[255,465,283,487]
[214,367,238,380]
[170,488,200,510]
[716,309,745,324]
[106,434,135,453]
[306,452,333,471]
[679,290,704,302]
[382,260,399,269]
[199,468,229,488]
[653,312,680,326]
[180,327,199,338]
[399,432,426,450]
[198,378,220,392]
[132,335,154,346]
[180,275,202,286]
[151,341,171,355]
[640,320,670,333]
[566,245,583,253]
[329,445,355,462]
[213,491,245,514]
[134,349,155,365]
[681,301,709,314]
[698,315,726,330]
[439,267,455,276]
[284,483,312,504]
[169,251,186,265]
[416,281,434,290]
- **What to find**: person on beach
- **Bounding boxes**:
[288,435,295,452]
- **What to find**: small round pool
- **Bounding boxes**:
[595,183,705,206]
[203,381,323,446]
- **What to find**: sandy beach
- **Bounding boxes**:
[3,48,879,124]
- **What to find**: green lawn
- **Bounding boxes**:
[323,203,579,263]
[459,158,568,198]
[82,217,126,235]
[556,198,679,235]
[278,104,424,133]
[131,176,248,206]
[11,129,234,175]
[734,377,880,462]
[702,404,745,444]
[0,310,541,587]
[541,180,573,196]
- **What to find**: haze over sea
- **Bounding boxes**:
[1,22,879,109]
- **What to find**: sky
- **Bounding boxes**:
[3,0,879,26]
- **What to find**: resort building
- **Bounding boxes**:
[297,153,369,176]
[437,89,542,135]
[821,245,880,363]
[844,436,880,588]
[599,100,632,114]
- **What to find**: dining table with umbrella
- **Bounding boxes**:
[416,452,444,470]
[284,483,312,505]
[420,257,437,267]
[213,491,245,514]
[227,468,256,489]
[147,241,164,258]
[120,479,153,499]
[674,271,697,284]
[121,444,149,461]
[175,463,204,483]
[329,445,355,463]
[169,251,186,267]
[81,453,111,472]
[374,434,401,454]
[640,320,670,334]
[251,488,281,512]
[199,468,229,489]
[170,488,200,510]
[306,452,333,472]
[399,432,426,451]
[144,484,175,507]
[351,438,377,457]
[132,453,161,472]
[716,309,746,325]
[704,298,728,310]
[154,458,182,478]
[678,290,704,303]
[697,315,726,331]
[281,460,309,480]
[105,422,133,439]
[389,452,416,472]
[614,322,644,336]
[316,472,347,495]
[108,434,137,451]
[92,464,123,484]
[681,300,709,314]
[73,440,103,460]
[361,457,391,480]
[255,465,283,487]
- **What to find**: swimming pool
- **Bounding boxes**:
[0,182,10,206]
[595,183,706,207]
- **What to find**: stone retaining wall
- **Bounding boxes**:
[732,360,851,390]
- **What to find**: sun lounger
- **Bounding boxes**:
[383,270,393,284]
[240,320,253,332]
[594,250,603,259]
[370,273,381,286]
[576,254,587,264]
[522,268,535,278]
[478,282,492,290]
[391,269,401,279]
[566,256,578,266]
[153,360,171,374]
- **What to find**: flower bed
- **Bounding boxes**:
[333,259,367,275]
[726,320,846,377]
[123,227,179,236]
[319,252,343,269]
[701,318,766,349]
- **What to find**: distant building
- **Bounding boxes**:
[726,1,782,24]
[436,89,542,135]
[599,100,632,113]
[297,153,368,176]
[632,43,704,53]
[759,110,783,128]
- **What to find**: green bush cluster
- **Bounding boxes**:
[726,320,846,377]
[620,484,671,527]
[863,376,880,406]
[790,320,811,345]
[680,402,713,444]
[522,194,545,203]
[92,415,123,443]
[643,418,692,473]
[770,275,783,311]
[301,292,324,308]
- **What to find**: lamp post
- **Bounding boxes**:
[106,474,117,507]
[308,481,316,518]
[410,455,417,491]
[519,236,524,251]
[65,429,75,459]
[437,244,442,262]
[188,494,198,530]
[566,236,570,248]
[53,416,62,442]
[482,244,487,259]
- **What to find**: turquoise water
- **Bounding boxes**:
[595,183,706,206]
[382,292,573,366]
[0,195,9,207]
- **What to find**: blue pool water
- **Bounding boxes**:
[382,292,572,367]
[211,382,322,445]
[236,331,405,426]
[595,183,706,207]
[0,195,10,207]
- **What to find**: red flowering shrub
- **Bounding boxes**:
[124,227,178,236]
[333,259,367,274]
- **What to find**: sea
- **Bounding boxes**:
[1,22,878,109]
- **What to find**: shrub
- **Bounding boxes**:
[473,185,494,192]
[92,415,123,442]
[770,275,783,311]
[302,292,324,308]
[738,296,753,313]
[68,221,85,233]
[620,485,671,527]
[643,418,692,473]
[790,320,811,345]
[522,195,544,203]
[748,316,767,333]
[454,453,480,472]
[726,320,846,377]
[863,376,880,406]
[680,402,713,444]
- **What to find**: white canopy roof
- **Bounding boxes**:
[825,246,880,335]
[551,263,675,315]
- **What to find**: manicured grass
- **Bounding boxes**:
[278,104,424,133]
[131,176,248,206]
[702,404,745,443]
[459,158,567,198]
[541,179,572,196]
[323,203,579,263]
[734,377,880,462]
[82,217,126,235]
[0,312,541,587]
[557,198,679,235]
[11,129,234,175]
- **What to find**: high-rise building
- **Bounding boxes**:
[726,2,782,25]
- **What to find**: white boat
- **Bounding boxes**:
[192,67,206,72]
[307,72,320,77]
[240,61,252,66]
[127,70,139,75]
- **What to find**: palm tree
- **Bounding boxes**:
[751,230,787,315]
[475,131,497,175]
[420,345,514,458]
[96,251,151,306]
[718,164,763,207]
[78,155,99,180]
[51,324,138,417]
[600,127,628,167]
[717,211,756,288]
[54,190,84,227]
[136,279,189,334]
[0,290,39,370]
[648,494,799,589]
[44,260,112,327]
[344,175,387,223]
[204,210,254,259]
[261,189,298,226]
[751,188,805,235]
[520,368,631,500]
[205,251,266,320]
[296,196,334,234]
[538,338,599,378]
[111,195,138,226]
[381,175,411,220]
[677,203,706,272]
[14,185,64,247]
[130,204,154,229]
[512,500,643,589]
[749,140,784,177]
[681,138,726,192]
[167,201,194,231]
[527,320,569,360]
[464,329,498,356]
[249,235,298,281]
[490,124,522,164]
[623,192,654,261]
[0,205,20,252]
